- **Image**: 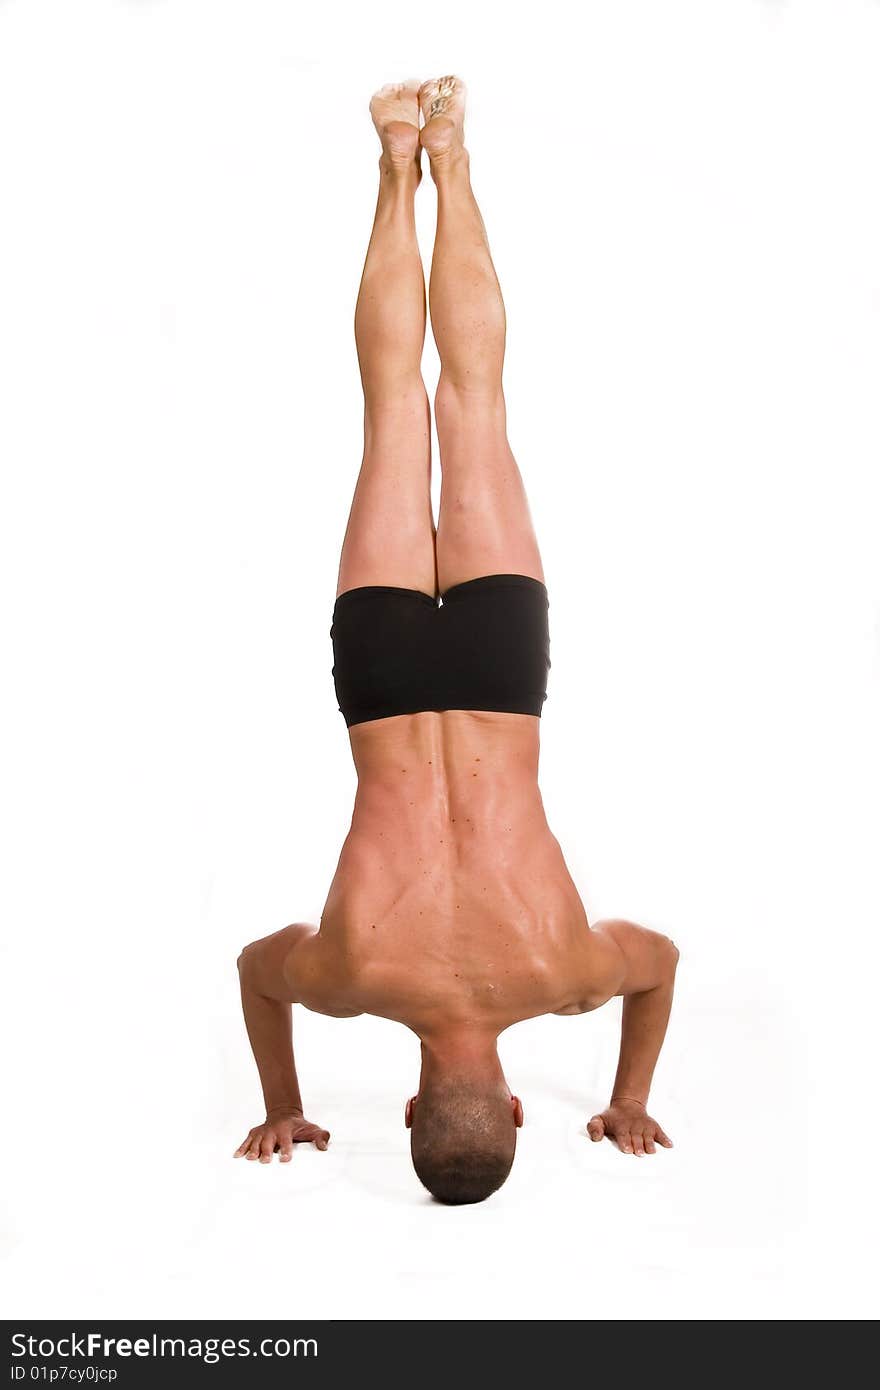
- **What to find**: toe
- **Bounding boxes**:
[419,75,466,125]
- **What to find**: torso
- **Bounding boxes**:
[293,710,610,1032]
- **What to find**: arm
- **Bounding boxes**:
[234,925,330,1164]
[587,919,679,1156]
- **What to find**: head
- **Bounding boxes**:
[405,1036,523,1205]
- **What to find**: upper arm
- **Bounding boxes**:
[238,923,318,1002]
[589,919,679,998]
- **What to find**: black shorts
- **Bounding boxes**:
[330,573,550,728]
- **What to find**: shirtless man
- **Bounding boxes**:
[235,78,679,1204]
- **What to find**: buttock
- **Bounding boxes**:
[330,573,551,728]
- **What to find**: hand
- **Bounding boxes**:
[234,1110,331,1164]
[587,1099,672,1156]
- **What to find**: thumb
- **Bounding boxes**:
[587,1115,605,1141]
[315,1131,330,1151]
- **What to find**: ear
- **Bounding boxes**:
[405,1096,416,1128]
[511,1095,524,1128]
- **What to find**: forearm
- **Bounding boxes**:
[593,923,679,1105]
[588,923,679,1151]
[610,971,676,1105]
[239,968,304,1117]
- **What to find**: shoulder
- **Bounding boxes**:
[238,923,319,1001]
[553,919,678,1013]
[552,926,626,1013]
[588,919,679,995]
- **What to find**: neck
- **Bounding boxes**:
[419,1031,504,1088]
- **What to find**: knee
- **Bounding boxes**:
[434,375,507,430]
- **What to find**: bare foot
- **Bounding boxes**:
[369,80,422,175]
[418,75,467,166]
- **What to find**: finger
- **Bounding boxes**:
[587,1116,605,1141]
[632,1132,646,1157]
[259,1131,276,1163]
[279,1135,294,1163]
[290,1126,321,1146]
[644,1134,656,1155]
[617,1131,633,1155]
[656,1128,673,1148]
[234,1133,255,1158]
[245,1137,262,1161]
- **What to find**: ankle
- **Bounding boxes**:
[378,153,421,187]
[378,118,421,181]
[427,146,469,183]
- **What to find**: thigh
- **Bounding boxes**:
[434,385,543,593]
[336,390,437,598]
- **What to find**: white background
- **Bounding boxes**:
[1,0,878,1321]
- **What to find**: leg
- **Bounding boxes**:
[336,83,435,599]
[419,78,544,594]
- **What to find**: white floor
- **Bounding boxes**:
[2,962,870,1321]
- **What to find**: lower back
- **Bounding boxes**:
[346,707,545,842]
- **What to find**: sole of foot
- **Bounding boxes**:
[418,75,466,164]
[369,80,422,172]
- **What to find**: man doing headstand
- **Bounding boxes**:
[235,78,679,1204]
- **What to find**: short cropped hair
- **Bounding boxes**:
[410,1079,516,1205]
